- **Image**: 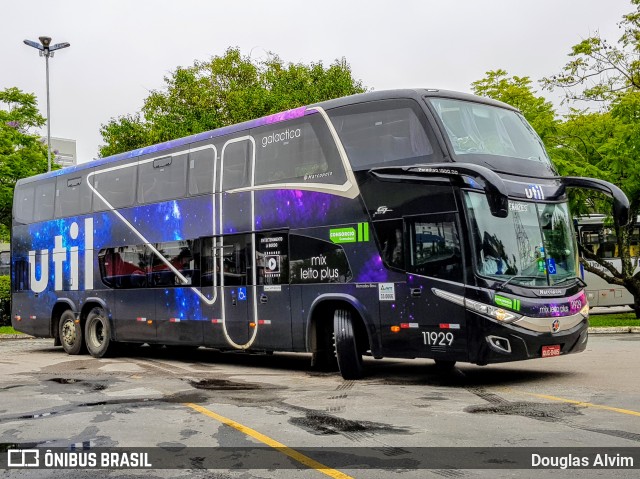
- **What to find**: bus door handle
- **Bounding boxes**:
[410,288,422,297]
[231,298,237,306]
[260,294,268,304]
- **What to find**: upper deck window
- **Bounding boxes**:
[253,113,346,186]
[429,98,550,165]
[328,99,436,170]
[138,153,188,204]
[14,184,35,224]
[55,174,93,218]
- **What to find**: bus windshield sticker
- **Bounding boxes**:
[378,283,395,301]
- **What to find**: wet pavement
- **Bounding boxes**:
[0,335,639,478]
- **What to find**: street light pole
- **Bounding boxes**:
[23,36,70,172]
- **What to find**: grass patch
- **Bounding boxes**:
[0,326,19,335]
[589,312,640,328]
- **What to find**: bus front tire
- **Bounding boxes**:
[333,309,364,380]
[85,307,113,358]
[59,310,84,355]
[434,359,456,370]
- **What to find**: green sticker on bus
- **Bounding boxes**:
[330,223,369,243]
[495,295,521,311]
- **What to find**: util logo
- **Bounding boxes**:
[28,218,94,293]
[524,184,545,200]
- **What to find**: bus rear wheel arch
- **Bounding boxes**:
[59,310,85,355]
[85,307,113,358]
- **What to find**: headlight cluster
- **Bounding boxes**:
[465,298,523,324]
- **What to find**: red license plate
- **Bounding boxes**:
[542,345,561,358]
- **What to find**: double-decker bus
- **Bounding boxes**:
[11,89,629,379]
[576,214,638,309]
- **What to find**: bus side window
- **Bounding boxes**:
[13,259,30,291]
[189,146,217,195]
[221,141,251,191]
[99,246,149,289]
[14,184,35,224]
[151,241,198,287]
[55,174,93,218]
[138,153,188,204]
[33,181,56,222]
[373,220,404,270]
[408,215,462,282]
[93,163,137,211]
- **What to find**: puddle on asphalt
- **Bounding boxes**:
[465,401,582,420]
[289,411,412,436]
[189,379,262,391]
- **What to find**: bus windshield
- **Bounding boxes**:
[429,98,550,165]
[464,192,578,286]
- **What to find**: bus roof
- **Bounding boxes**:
[16,88,517,186]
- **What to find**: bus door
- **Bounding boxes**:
[403,213,467,360]
[253,231,292,350]
[218,234,251,345]
[216,137,256,348]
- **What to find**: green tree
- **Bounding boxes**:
[541,0,640,102]
[0,87,49,240]
[99,48,366,157]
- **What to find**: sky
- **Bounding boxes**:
[0,0,633,164]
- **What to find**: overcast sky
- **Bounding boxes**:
[0,0,632,164]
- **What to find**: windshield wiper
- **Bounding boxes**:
[495,275,541,291]
[552,276,587,288]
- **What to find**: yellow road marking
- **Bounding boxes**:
[501,389,640,417]
[184,403,354,479]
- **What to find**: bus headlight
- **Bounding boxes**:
[579,303,589,318]
[465,298,522,324]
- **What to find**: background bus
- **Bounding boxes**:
[576,214,639,309]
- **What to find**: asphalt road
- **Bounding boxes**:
[0,334,639,478]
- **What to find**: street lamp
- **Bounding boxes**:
[23,36,70,172]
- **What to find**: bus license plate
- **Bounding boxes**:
[542,345,561,358]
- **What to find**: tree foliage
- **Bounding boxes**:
[0,88,49,240]
[541,0,640,102]
[99,48,366,157]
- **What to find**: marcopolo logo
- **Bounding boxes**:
[28,218,94,293]
[261,128,301,148]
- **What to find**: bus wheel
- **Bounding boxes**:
[59,310,84,355]
[85,307,112,358]
[434,359,456,371]
[333,309,364,379]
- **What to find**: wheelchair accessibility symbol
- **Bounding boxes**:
[237,287,247,301]
[547,258,557,275]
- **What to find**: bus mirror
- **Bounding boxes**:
[369,163,509,218]
[560,177,630,226]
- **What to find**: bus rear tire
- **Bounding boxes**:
[333,309,364,380]
[59,310,84,355]
[85,307,113,358]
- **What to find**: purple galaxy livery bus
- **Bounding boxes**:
[12,89,629,379]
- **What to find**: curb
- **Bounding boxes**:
[0,334,35,340]
[588,327,640,334]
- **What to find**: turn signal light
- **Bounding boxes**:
[390,325,401,333]
[147,320,153,325]
[249,322,256,328]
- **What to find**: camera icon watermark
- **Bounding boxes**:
[7,449,40,467]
